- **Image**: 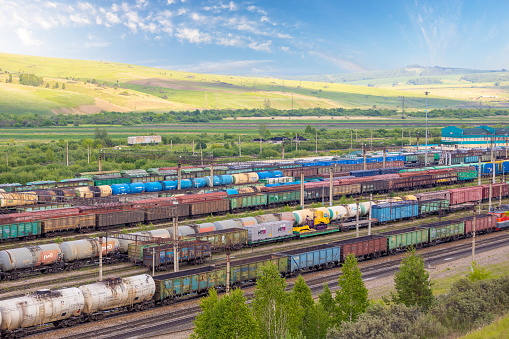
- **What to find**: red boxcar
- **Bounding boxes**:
[480,183,509,201]
[329,235,387,261]
[448,187,482,205]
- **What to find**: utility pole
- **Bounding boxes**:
[177,163,182,190]
[296,134,298,151]
[329,168,333,207]
[363,145,366,170]
[472,209,476,263]
[425,91,429,166]
[66,141,69,166]
[355,198,360,238]
[87,145,90,164]
[170,139,173,152]
[98,155,102,172]
[315,132,318,154]
[173,217,179,272]
[478,158,482,186]
[368,194,372,235]
[192,140,195,156]
[371,130,373,150]
[98,237,103,282]
[226,246,231,295]
[210,162,214,188]
[300,172,305,208]
[282,143,285,159]
[356,129,358,140]
[260,138,262,155]
[489,181,493,212]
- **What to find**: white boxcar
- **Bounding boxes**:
[0,288,84,331]
[244,220,293,243]
[127,136,161,145]
[79,274,155,314]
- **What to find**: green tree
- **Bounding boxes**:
[259,123,268,138]
[468,261,491,282]
[318,283,335,316]
[252,263,295,339]
[45,149,55,162]
[192,288,259,339]
[391,248,434,309]
[335,253,368,323]
[62,83,66,89]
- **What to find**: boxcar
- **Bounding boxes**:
[361,180,389,194]
[414,190,450,202]
[266,191,300,207]
[418,199,449,217]
[333,183,362,197]
[141,241,212,269]
[153,266,226,303]
[329,235,387,260]
[420,220,464,244]
[220,254,288,285]
[480,183,509,201]
[371,201,419,224]
[41,214,96,235]
[457,214,497,236]
[0,221,41,240]
[95,209,145,229]
[193,228,248,251]
[380,227,429,253]
[279,244,341,275]
[448,187,482,205]
[229,194,268,212]
[189,199,229,217]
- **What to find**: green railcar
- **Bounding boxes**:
[266,191,300,205]
[153,266,226,302]
[221,254,288,284]
[380,226,429,252]
[0,221,41,240]
[457,169,477,181]
[420,220,465,243]
[93,177,130,186]
[418,199,449,216]
[229,194,267,211]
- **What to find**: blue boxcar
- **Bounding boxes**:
[474,163,493,175]
[279,243,341,274]
[372,201,419,223]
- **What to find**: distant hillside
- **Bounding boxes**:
[0,53,496,116]
[289,66,504,83]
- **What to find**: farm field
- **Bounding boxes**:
[0,114,503,143]
[0,52,483,116]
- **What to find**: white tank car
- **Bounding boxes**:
[0,288,84,331]
[61,238,120,262]
[79,274,155,315]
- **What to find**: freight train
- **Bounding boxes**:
[0,168,504,243]
[0,212,504,338]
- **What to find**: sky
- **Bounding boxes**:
[1,0,508,76]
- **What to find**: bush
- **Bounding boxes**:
[328,303,445,339]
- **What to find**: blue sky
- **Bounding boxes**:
[1,0,508,76]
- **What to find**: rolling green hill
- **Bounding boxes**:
[0,53,499,116]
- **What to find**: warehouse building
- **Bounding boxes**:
[441,126,509,148]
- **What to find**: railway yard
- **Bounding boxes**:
[1,148,509,338]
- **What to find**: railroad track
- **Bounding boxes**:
[44,233,509,339]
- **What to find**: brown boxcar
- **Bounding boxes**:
[190,199,229,217]
[41,214,96,234]
[361,180,389,194]
[448,187,482,205]
[95,209,145,228]
[329,235,387,261]
[144,205,178,222]
[481,183,509,201]
[141,240,212,270]
[457,214,497,235]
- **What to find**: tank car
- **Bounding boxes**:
[0,288,84,337]
[79,274,155,320]
[0,244,62,280]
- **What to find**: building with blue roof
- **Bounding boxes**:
[441,125,509,147]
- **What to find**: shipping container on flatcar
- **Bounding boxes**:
[329,235,387,261]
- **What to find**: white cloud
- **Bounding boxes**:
[105,12,121,24]
[176,27,211,43]
[167,0,175,4]
[281,46,289,52]
[248,40,272,52]
[16,28,42,46]
[247,5,266,15]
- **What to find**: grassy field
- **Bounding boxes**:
[0,52,484,115]
[461,313,509,339]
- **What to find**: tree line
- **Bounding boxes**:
[191,249,508,339]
